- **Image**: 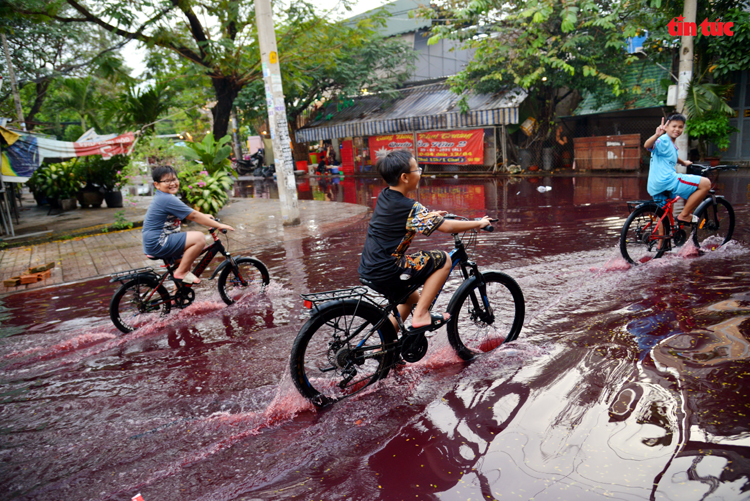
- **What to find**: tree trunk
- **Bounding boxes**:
[288,118,309,163]
[211,76,240,140]
[25,80,50,132]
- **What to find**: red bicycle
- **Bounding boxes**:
[620,164,736,265]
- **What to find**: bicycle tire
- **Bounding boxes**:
[217,257,270,305]
[446,271,525,361]
[620,204,670,265]
[290,299,398,407]
[110,277,171,333]
[692,197,735,251]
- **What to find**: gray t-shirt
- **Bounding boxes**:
[142,190,194,255]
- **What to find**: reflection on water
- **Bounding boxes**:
[1,173,749,500]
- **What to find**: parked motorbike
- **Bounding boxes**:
[234,148,265,176]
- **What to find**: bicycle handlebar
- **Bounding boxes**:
[688,163,739,176]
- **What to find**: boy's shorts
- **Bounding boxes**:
[652,174,702,207]
[146,232,186,260]
[368,250,448,302]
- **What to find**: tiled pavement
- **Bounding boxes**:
[0,198,370,293]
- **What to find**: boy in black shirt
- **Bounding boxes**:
[358,149,492,333]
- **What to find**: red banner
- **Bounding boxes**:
[368,129,485,165]
[73,132,135,159]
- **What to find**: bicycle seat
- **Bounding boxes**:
[145,254,177,266]
[359,277,417,306]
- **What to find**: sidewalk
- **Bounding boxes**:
[0,196,369,293]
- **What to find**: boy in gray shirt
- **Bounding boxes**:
[142,165,234,284]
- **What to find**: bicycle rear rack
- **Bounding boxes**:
[109,267,155,283]
[300,286,386,311]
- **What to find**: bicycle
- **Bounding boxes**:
[288,215,525,407]
[108,222,270,333]
[620,164,737,265]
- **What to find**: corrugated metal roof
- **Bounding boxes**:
[295,83,526,142]
[574,62,670,116]
[346,0,431,38]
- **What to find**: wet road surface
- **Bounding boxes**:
[2,173,750,500]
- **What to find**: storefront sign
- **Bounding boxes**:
[369,129,484,165]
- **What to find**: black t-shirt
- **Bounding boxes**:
[358,187,445,283]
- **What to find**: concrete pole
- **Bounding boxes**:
[675,0,697,174]
[255,0,300,226]
[1,33,26,131]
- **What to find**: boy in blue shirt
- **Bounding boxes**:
[645,114,709,226]
[358,149,491,334]
[142,165,234,284]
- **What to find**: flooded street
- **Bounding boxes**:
[2,173,749,501]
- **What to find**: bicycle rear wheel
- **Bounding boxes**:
[217,257,270,305]
[446,271,525,361]
[109,278,171,333]
[620,204,670,265]
[692,197,735,251]
[290,299,397,407]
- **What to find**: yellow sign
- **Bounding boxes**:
[269,51,278,64]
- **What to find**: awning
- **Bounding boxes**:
[295,83,527,143]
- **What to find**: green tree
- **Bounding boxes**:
[0,7,131,131]
[107,80,175,133]
[11,0,370,141]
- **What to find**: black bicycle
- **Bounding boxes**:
[109,223,270,333]
[289,215,525,407]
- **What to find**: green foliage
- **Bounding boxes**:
[177,166,233,215]
[704,8,750,81]
[174,133,234,177]
[33,161,81,200]
[112,210,133,230]
[75,154,130,190]
[685,112,739,158]
[107,80,175,133]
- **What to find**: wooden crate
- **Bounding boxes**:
[574,134,642,171]
[20,274,43,284]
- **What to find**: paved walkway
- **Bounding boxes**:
[0,196,369,293]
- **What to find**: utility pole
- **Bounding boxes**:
[1,33,26,131]
[675,0,697,174]
[254,0,300,226]
[230,109,243,165]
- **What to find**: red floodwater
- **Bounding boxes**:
[1,173,749,501]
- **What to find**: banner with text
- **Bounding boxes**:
[369,129,485,165]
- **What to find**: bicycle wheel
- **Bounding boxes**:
[290,299,398,407]
[620,204,670,265]
[217,257,270,305]
[446,271,525,361]
[692,197,735,251]
[110,278,171,333]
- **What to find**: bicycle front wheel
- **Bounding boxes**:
[446,271,525,361]
[109,278,171,333]
[620,204,670,265]
[692,197,735,251]
[217,257,270,305]
[290,299,397,407]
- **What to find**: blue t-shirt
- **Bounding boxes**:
[142,190,194,255]
[647,134,679,196]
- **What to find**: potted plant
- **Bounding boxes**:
[40,161,81,211]
[684,111,738,165]
[26,168,50,206]
[96,155,130,208]
[75,157,105,208]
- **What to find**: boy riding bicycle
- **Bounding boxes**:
[645,113,710,227]
[358,149,491,334]
[142,165,234,285]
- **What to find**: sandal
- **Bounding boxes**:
[174,271,201,285]
[405,312,450,337]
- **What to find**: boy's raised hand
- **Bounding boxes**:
[656,117,669,136]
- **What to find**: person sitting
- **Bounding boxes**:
[142,165,234,285]
[358,149,491,334]
[645,114,709,227]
